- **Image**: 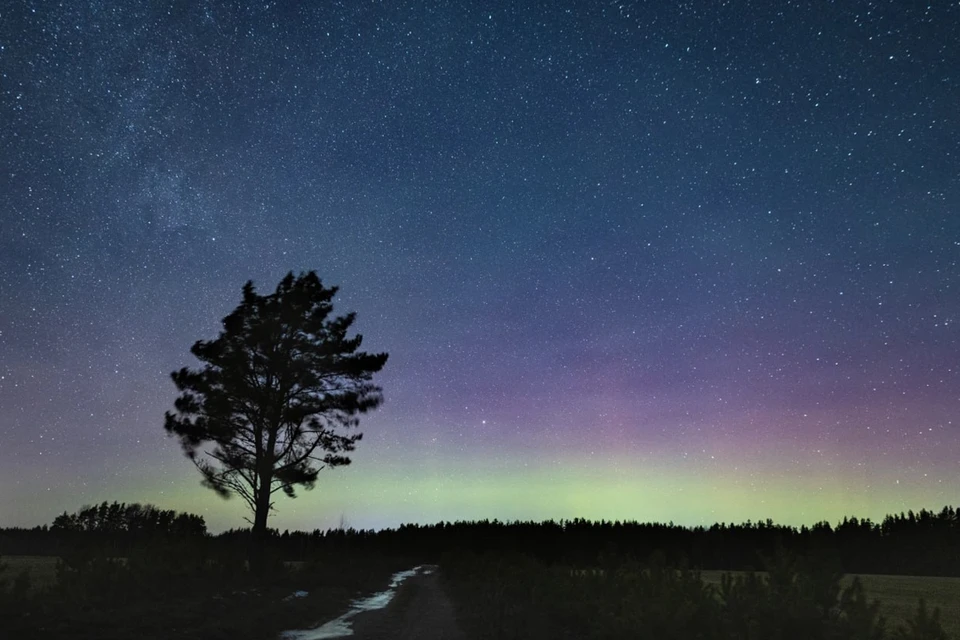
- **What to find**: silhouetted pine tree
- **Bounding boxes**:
[164,271,387,573]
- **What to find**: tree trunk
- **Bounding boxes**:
[250,474,272,579]
[251,424,277,579]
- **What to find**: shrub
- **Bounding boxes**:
[442,549,946,640]
[896,599,949,640]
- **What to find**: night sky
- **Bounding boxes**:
[1,1,958,533]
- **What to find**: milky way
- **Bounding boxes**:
[1,1,958,532]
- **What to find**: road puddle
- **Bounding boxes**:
[281,566,425,639]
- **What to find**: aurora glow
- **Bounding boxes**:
[1,2,958,533]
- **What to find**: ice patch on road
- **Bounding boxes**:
[281,566,426,640]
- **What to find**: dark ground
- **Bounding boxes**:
[347,568,464,640]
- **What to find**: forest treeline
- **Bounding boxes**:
[2,504,959,577]
[1,501,207,559]
[51,501,207,537]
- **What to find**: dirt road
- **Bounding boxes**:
[347,567,465,640]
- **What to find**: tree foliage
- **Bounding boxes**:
[50,501,206,537]
[164,271,387,534]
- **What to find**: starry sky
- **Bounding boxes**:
[1,1,958,533]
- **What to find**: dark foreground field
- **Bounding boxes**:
[3,553,958,639]
[0,551,418,640]
[441,552,958,640]
[701,570,960,638]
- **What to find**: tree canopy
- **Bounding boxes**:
[50,501,206,537]
[164,271,388,540]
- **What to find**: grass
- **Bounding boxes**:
[0,556,309,592]
[6,556,959,637]
[701,570,960,637]
[0,552,418,639]
[0,555,59,592]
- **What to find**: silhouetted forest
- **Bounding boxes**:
[3,504,959,577]
[51,501,207,536]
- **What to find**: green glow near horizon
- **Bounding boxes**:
[58,450,950,534]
